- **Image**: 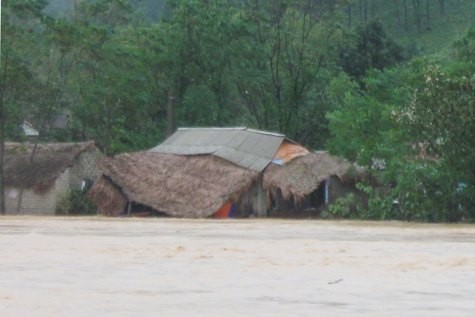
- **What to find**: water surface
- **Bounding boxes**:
[1,217,474,316]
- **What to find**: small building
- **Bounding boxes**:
[21,121,39,138]
[4,141,102,215]
[90,128,364,218]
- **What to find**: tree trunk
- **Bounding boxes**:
[0,102,5,215]
[403,0,408,30]
[359,0,363,23]
[347,4,352,28]
[363,0,368,23]
[396,0,402,28]
[15,104,55,214]
[439,0,445,16]
[358,0,368,23]
[0,37,8,215]
[412,0,422,32]
[166,91,175,137]
[426,0,430,24]
[370,0,376,20]
[15,49,71,213]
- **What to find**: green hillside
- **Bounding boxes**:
[44,0,475,56]
[44,0,169,20]
[344,0,475,56]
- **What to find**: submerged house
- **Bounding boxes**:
[4,141,102,215]
[90,128,363,218]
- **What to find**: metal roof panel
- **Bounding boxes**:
[149,127,288,171]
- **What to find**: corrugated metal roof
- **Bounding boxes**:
[149,127,287,172]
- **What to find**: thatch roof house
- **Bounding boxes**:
[90,128,363,218]
[4,141,102,215]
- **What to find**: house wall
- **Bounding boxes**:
[235,180,268,218]
[69,149,102,188]
[327,175,367,211]
[267,188,295,217]
[5,149,102,215]
[5,169,70,215]
[328,176,355,204]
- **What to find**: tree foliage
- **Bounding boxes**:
[339,21,406,81]
[399,31,475,220]
[327,28,475,221]
[1,0,474,220]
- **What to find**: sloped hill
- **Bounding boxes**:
[345,0,475,56]
[44,0,168,21]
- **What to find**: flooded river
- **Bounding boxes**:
[1,216,474,316]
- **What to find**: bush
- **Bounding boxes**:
[321,181,397,221]
[392,162,474,222]
[321,193,356,219]
[56,189,97,215]
[339,162,475,223]
[321,166,475,222]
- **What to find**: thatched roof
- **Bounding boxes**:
[4,141,97,193]
[263,151,364,201]
[88,176,128,216]
[91,152,259,218]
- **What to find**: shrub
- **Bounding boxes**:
[56,189,97,215]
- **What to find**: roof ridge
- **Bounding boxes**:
[176,127,286,138]
[245,128,285,138]
[177,127,246,131]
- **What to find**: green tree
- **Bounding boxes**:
[158,0,350,148]
[0,0,51,213]
[328,29,475,221]
[326,66,416,166]
[326,60,437,221]
[63,0,166,154]
[401,30,475,219]
[160,0,246,129]
[339,21,406,81]
[233,0,346,147]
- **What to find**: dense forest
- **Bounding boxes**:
[1,0,474,221]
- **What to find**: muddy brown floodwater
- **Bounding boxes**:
[1,217,475,317]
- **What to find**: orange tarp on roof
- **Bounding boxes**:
[273,141,309,164]
[213,202,233,218]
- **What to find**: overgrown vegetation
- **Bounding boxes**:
[326,28,475,222]
[1,0,474,221]
[56,189,97,215]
